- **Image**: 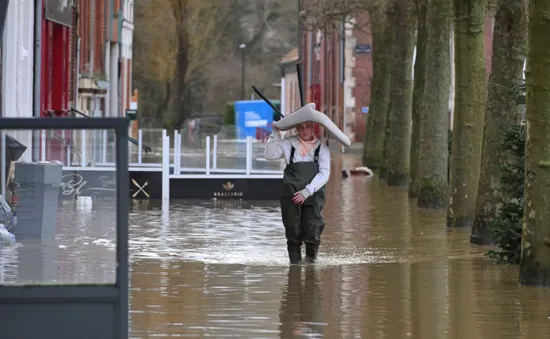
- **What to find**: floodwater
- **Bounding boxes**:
[2,152,550,338]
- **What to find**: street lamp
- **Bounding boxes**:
[239,43,246,100]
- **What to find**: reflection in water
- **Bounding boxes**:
[2,154,550,337]
[279,265,324,337]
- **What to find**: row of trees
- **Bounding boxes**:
[303,0,547,285]
[367,0,550,285]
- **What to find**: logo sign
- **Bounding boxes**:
[214,181,243,198]
[362,106,369,114]
[132,178,150,198]
[60,173,116,200]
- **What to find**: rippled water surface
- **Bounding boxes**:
[2,152,550,338]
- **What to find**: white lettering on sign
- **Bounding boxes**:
[244,111,268,127]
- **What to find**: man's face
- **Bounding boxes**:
[296,122,314,140]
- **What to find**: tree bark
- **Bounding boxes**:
[417,0,451,208]
[471,1,527,245]
[447,0,487,227]
[409,0,428,197]
[165,2,190,129]
[363,13,382,165]
[386,0,416,186]
[364,7,393,170]
[519,0,550,286]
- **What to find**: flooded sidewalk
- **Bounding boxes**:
[1,153,549,338]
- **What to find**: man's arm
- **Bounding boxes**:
[300,145,330,199]
[264,129,287,160]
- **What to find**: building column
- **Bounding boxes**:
[110,42,119,116]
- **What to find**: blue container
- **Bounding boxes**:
[234,100,274,139]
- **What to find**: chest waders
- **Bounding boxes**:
[280,145,326,264]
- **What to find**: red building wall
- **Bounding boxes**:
[352,13,373,142]
[302,28,344,142]
[40,2,74,162]
[77,0,106,75]
[40,9,72,116]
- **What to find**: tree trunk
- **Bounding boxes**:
[363,14,382,165]
[409,1,428,197]
[165,5,190,129]
[471,2,527,245]
[447,0,487,227]
[380,100,392,179]
[417,0,451,208]
[386,0,416,186]
[364,7,393,170]
[519,0,550,286]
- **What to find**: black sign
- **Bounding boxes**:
[126,109,138,121]
[59,169,283,201]
[45,0,73,27]
[355,44,372,54]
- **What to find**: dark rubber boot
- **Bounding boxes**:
[287,242,302,264]
[305,244,319,263]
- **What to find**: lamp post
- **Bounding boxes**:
[239,43,246,100]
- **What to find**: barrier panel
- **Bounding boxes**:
[0,118,129,339]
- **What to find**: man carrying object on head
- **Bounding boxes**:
[264,122,330,264]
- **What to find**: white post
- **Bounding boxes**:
[102,129,107,163]
[40,130,46,162]
[81,130,86,167]
[212,134,218,170]
[245,136,252,176]
[178,131,183,170]
[162,130,170,213]
[0,131,5,198]
[66,145,71,166]
[174,130,181,175]
[280,77,285,116]
[205,136,211,175]
[62,130,68,166]
[137,129,143,164]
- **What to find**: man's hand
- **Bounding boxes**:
[292,191,306,205]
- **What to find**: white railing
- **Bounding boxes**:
[160,130,283,206]
[38,128,284,175]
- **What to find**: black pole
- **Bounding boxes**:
[252,86,283,119]
[241,47,246,100]
[296,63,305,106]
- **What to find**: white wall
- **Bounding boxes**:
[121,0,134,116]
[2,0,34,162]
[343,19,356,142]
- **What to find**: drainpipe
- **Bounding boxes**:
[297,0,302,63]
[32,0,42,161]
[307,31,313,99]
[340,18,346,152]
[0,0,10,198]
[75,37,80,110]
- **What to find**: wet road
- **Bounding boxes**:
[2,152,550,338]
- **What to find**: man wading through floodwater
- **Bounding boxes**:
[264,122,330,264]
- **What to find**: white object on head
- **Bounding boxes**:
[273,103,351,147]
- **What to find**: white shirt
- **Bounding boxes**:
[264,131,331,198]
